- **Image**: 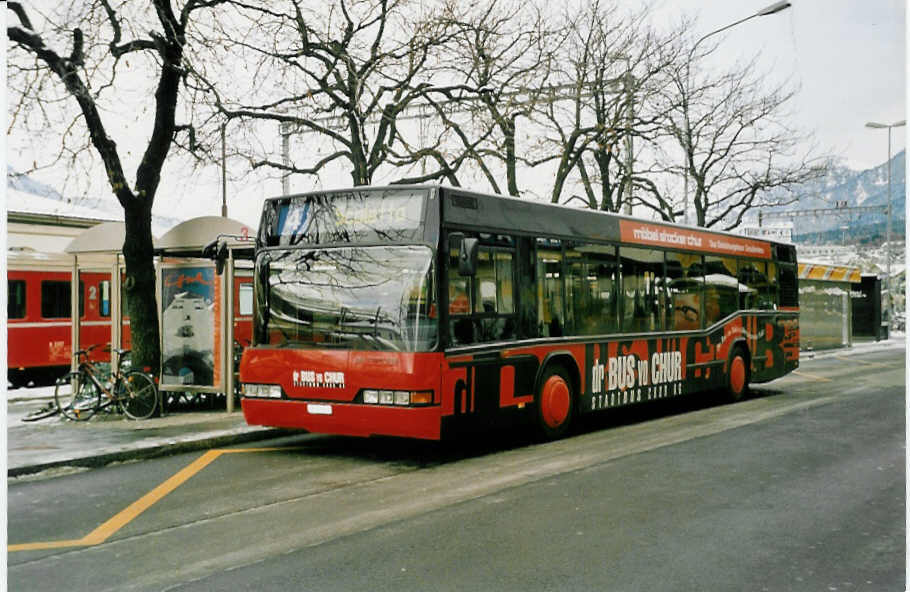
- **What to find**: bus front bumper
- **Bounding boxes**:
[241,398,442,440]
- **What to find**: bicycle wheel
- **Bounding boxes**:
[21,402,60,422]
[118,371,158,420]
[55,371,101,421]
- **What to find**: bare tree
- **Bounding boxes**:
[539,1,677,212]
[190,0,460,188]
[7,0,227,373]
[653,32,826,229]
[424,0,565,196]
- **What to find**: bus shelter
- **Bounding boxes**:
[797,262,861,351]
[64,221,133,373]
[155,216,255,413]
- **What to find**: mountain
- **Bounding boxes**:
[776,151,906,245]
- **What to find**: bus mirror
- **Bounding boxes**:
[459,237,479,276]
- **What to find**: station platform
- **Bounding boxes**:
[7,391,286,477]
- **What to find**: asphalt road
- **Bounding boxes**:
[7,346,905,591]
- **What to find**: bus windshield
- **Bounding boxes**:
[259,245,436,352]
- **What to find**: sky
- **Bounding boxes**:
[648,0,906,170]
[3,0,907,228]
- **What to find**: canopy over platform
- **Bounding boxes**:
[64,221,129,255]
[156,216,255,258]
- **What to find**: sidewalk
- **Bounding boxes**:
[7,399,286,477]
[801,334,906,360]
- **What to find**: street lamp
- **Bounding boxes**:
[865,119,905,331]
[682,1,792,225]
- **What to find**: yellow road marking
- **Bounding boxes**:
[792,370,832,382]
[833,355,895,368]
[9,446,302,552]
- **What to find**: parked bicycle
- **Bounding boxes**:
[54,344,159,421]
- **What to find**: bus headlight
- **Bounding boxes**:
[359,389,434,406]
[242,383,283,398]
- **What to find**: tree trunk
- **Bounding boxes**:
[122,199,160,375]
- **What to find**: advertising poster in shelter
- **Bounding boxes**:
[161,265,221,387]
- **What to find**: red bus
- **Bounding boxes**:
[238,186,799,440]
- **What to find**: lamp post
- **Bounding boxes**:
[682,0,792,225]
[865,119,905,331]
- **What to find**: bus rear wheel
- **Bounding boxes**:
[726,347,750,403]
[534,365,575,441]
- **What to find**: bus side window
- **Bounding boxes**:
[536,241,563,337]
[738,261,767,309]
[447,236,517,346]
[666,253,703,330]
[766,262,779,309]
[704,256,738,325]
[448,235,474,345]
[566,243,617,336]
[620,247,663,333]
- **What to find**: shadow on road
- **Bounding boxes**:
[255,386,786,469]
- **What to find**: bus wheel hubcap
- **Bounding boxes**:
[730,356,746,395]
[541,375,570,428]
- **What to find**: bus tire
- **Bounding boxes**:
[534,364,575,441]
[726,346,750,403]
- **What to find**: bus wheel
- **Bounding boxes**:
[726,347,750,403]
[535,365,574,440]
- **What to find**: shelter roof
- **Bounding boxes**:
[156,216,254,256]
[64,221,129,254]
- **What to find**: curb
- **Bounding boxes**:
[7,427,289,478]
[801,338,905,361]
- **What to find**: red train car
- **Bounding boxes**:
[7,250,121,387]
[8,249,254,388]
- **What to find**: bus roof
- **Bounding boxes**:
[264,185,795,262]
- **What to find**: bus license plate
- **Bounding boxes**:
[307,403,333,415]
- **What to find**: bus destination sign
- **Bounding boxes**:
[620,220,771,259]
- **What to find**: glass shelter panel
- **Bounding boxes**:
[161,266,217,387]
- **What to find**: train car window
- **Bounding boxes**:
[8,280,26,319]
[238,283,254,316]
[41,281,84,318]
[99,280,111,317]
